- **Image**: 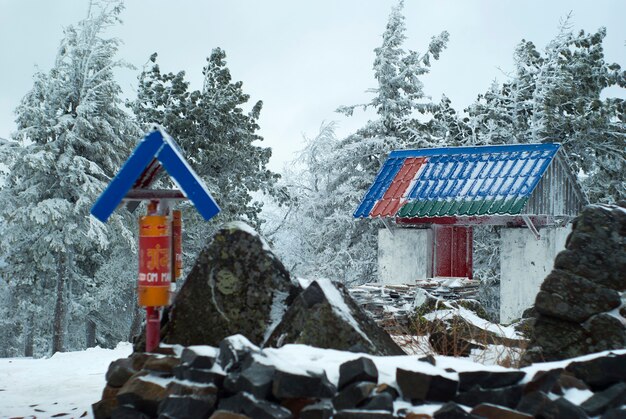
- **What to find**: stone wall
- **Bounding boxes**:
[523,203,626,364]
[94,336,626,419]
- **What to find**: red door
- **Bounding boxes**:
[433,226,473,278]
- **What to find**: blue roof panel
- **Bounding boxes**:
[354,143,562,218]
[353,157,404,218]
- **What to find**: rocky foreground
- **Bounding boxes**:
[94,335,626,418]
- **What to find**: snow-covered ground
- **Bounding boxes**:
[1,340,624,418]
[0,343,132,418]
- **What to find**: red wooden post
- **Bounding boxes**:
[171,210,183,282]
[145,306,160,352]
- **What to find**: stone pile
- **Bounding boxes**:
[94,335,626,418]
[523,203,626,364]
[349,280,480,337]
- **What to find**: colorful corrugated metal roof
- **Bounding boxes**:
[354,143,561,219]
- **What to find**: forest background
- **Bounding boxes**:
[0,1,623,357]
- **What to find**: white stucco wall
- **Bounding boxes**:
[500,225,570,323]
[378,228,432,285]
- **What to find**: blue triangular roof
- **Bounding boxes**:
[91,128,220,223]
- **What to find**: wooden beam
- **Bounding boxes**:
[123,188,187,201]
[522,215,541,240]
[395,215,555,227]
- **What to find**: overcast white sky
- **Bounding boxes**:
[0,1,624,170]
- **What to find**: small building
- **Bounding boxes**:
[354,143,587,323]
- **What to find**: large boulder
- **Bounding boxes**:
[266,279,405,356]
[523,203,626,364]
[135,222,301,350]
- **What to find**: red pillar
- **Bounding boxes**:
[145,306,160,352]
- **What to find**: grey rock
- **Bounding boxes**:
[516,391,552,416]
[359,392,394,412]
[116,372,167,416]
[602,407,626,419]
[181,347,216,369]
[266,280,405,356]
[455,384,523,409]
[459,370,525,391]
[136,223,300,350]
[524,204,626,364]
[224,360,275,399]
[333,411,394,419]
[111,406,150,419]
[536,397,588,419]
[582,314,626,354]
[165,381,218,399]
[217,335,258,372]
[434,401,475,418]
[523,369,564,395]
[581,382,626,417]
[218,392,292,419]
[396,368,458,402]
[272,369,336,399]
[470,403,533,419]
[299,400,334,419]
[338,357,379,390]
[374,383,399,400]
[396,368,429,401]
[106,358,136,388]
[332,381,376,410]
[157,394,216,418]
[179,367,225,387]
[535,270,620,323]
[566,353,626,391]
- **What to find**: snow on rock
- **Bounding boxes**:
[316,277,373,345]
[262,289,290,344]
[223,220,272,252]
[264,279,405,356]
[4,337,626,418]
[423,306,522,340]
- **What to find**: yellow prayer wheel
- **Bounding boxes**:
[138,215,171,307]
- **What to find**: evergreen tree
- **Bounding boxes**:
[275,2,448,284]
[464,19,625,203]
[130,49,280,263]
[529,24,625,202]
[0,1,138,355]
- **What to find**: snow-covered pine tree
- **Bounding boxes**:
[263,123,341,276]
[465,20,624,203]
[0,1,138,355]
[130,49,280,264]
[431,94,472,146]
[275,1,448,284]
[528,23,625,203]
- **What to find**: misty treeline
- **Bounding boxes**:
[0,1,280,357]
[0,1,623,356]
